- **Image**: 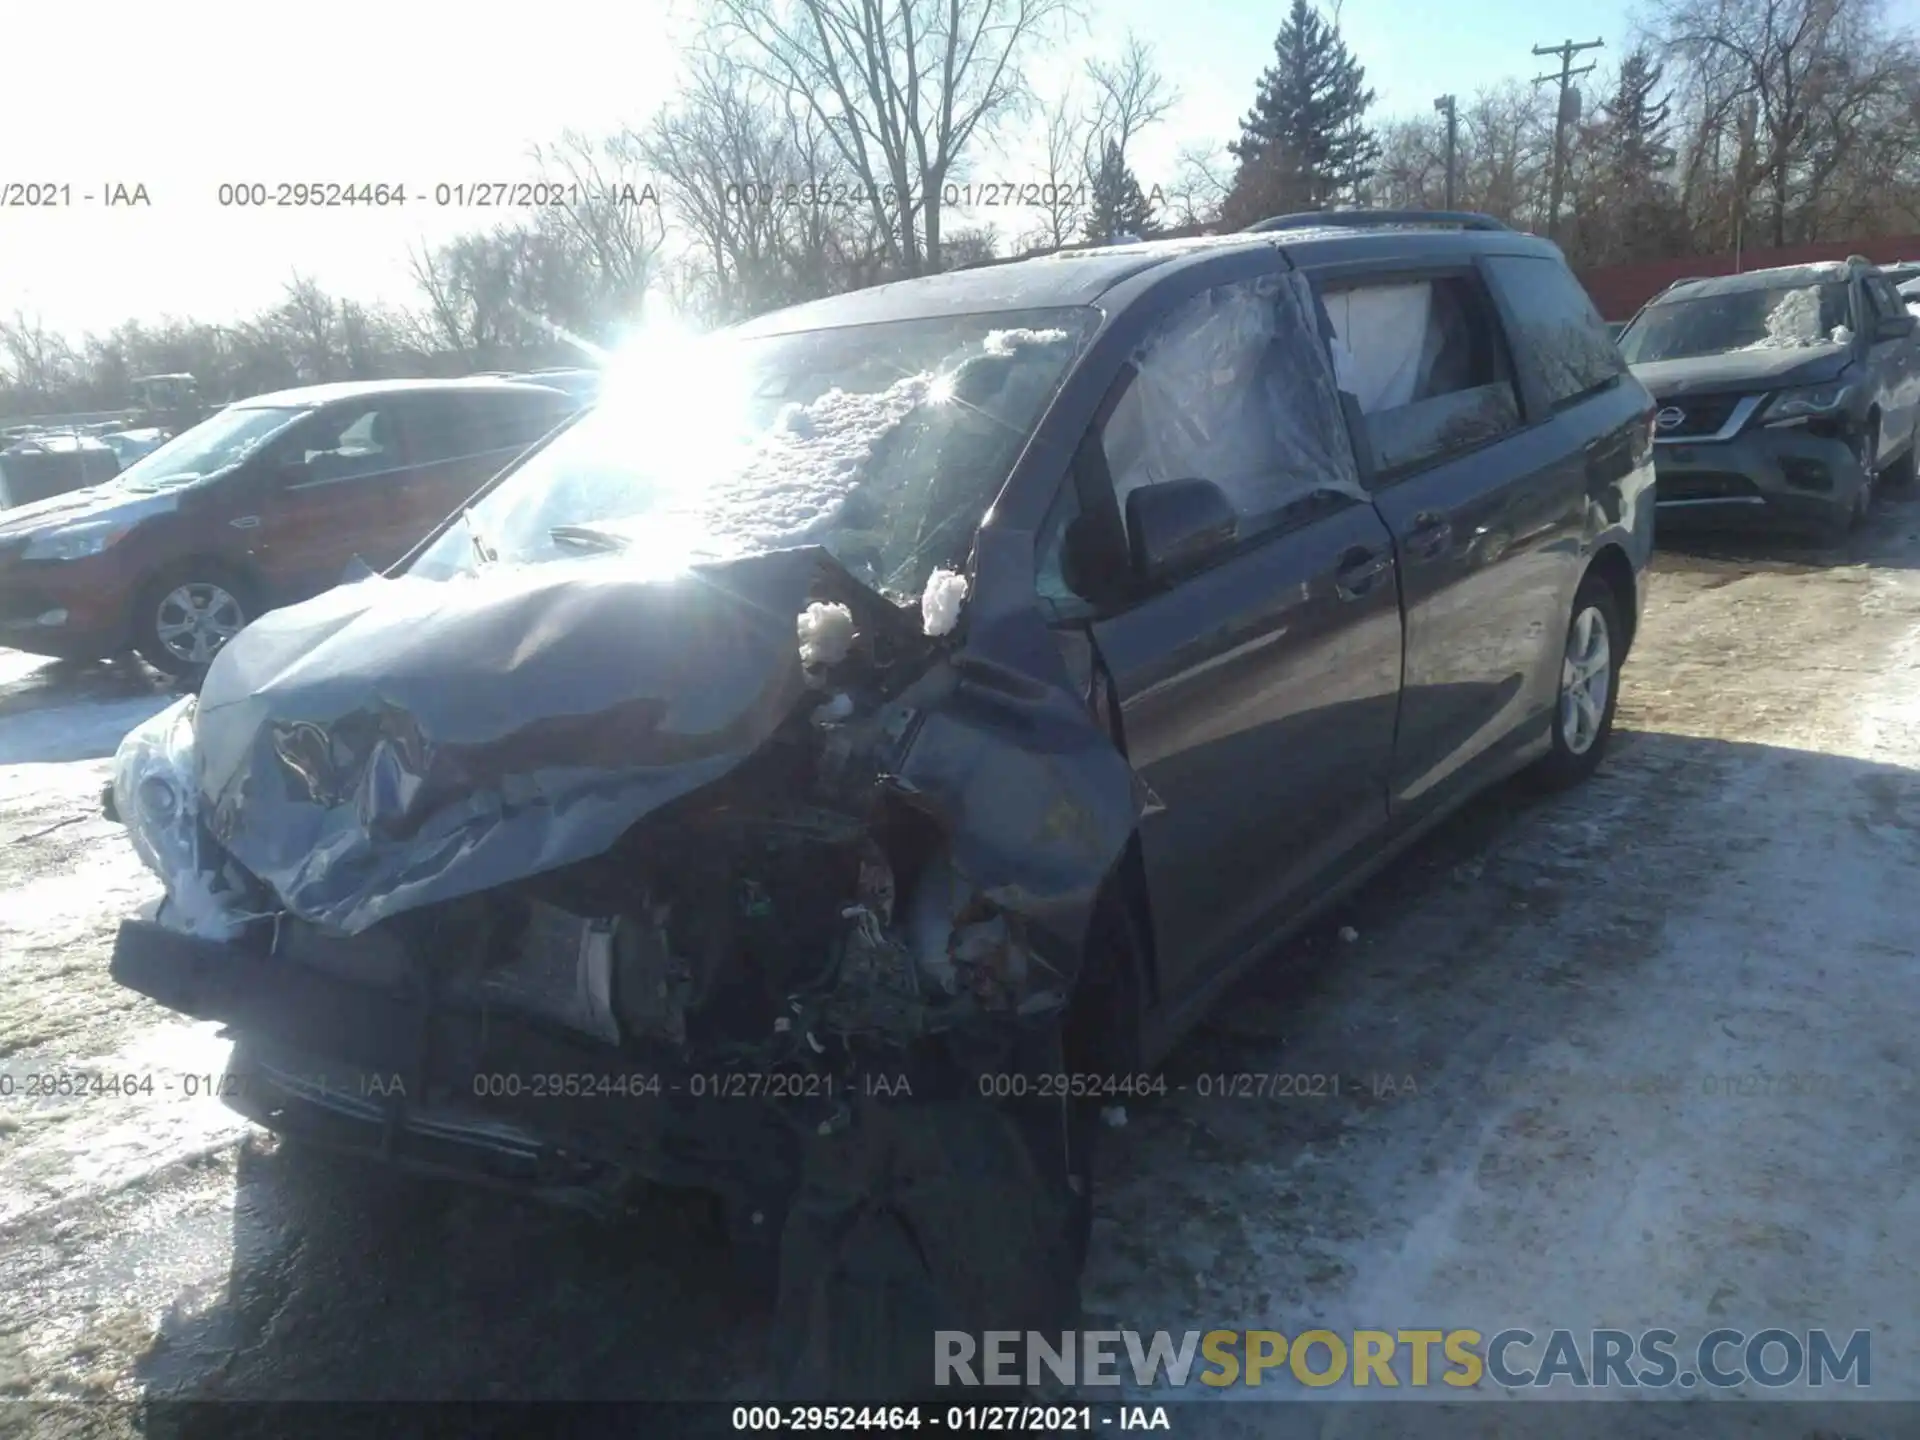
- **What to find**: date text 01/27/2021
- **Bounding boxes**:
[729,1404,1174,1431]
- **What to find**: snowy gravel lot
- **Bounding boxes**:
[4,501,1920,1421]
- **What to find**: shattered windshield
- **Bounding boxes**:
[1618,281,1853,364]
[113,405,306,491]
[406,308,1096,600]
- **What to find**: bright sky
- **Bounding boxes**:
[0,0,1701,339]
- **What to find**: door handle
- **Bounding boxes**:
[1334,546,1391,600]
[1406,512,1453,560]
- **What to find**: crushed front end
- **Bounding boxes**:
[107,545,1141,1327]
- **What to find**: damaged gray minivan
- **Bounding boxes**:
[107,212,1655,1399]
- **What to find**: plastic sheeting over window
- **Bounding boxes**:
[1102,271,1364,527]
[1321,283,1438,413]
[1320,275,1524,473]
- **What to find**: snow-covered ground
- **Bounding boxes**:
[2,507,1920,1413]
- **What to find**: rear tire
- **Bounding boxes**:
[133,563,255,679]
[1526,571,1625,792]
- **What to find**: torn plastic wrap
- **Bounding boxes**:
[1102,270,1365,519]
[192,545,920,934]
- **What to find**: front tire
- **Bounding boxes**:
[134,563,254,678]
[1526,572,1624,792]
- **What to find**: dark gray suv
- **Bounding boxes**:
[1618,257,1920,541]
[105,211,1655,1399]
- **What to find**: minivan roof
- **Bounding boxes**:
[231,377,568,410]
[727,216,1565,337]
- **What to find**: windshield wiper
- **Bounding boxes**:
[549,522,632,553]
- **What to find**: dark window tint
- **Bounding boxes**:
[278,402,405,481]
[1483,253,1626,407]
[398,395,479,465]
[456,391,573,463]
[1865,276,1905,326]
[1320,273,1521,476]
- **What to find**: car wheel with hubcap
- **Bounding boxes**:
[135,566,253,678]
[1526,572,1624,792]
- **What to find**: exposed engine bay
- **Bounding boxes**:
[110,543,1145,1195]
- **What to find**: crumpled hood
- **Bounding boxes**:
[1630,344,1850,400]
[194,546,904,934]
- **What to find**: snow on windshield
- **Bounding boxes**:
[694,369,937,553]
[983,327,1070,356]
[427,320,1086,593]
[1731,285,1852,351]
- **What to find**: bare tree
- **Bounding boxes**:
[530,129,668,330]
[1160,143,1234,228]
[1656,0,1918,246]
[1015,91,1093,250]
[1084,33,1178,170]
[0,312,80,403]
[704,0,1074,275]
[644,55,887,322]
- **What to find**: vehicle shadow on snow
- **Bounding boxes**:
[126,1139,759,1426]
[0,653,182,765]
[122,728,1920,1419]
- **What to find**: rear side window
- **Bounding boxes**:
[1319,274,1521,477]
[460,392,572,460]
[1483,254,1626,408]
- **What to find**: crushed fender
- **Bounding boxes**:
[165,540,1146,1061]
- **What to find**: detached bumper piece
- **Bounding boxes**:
[111,917,412,1068]
[108,917,796,1215]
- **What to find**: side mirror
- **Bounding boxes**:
[1878,313,1917,341]
[1125,478,1238,589]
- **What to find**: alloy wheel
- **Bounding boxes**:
[154,582,246,667]
[1559,604,1612,757]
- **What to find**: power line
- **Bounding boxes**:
[1531,37,1604,245]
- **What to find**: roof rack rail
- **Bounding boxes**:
[1244,209,1511,234]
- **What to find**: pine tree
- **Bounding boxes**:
[1084,141,1158,243]
[1584,47,1686,265]
[1223,0,1380,226]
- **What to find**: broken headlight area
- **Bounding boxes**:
[110,695,262,941]
[253,649,1076,1146]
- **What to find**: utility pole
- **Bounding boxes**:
[1532,37,1604,244]
[1433,94,1459,210]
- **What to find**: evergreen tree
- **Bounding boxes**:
[1084,140,1158,242]
[1582,47,1687,265]
[1602,48,1675,180]
[1223,0,1380,226]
